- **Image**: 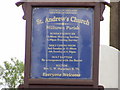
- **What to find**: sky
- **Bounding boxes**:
[0,0,110,64]
[0,0,26,64]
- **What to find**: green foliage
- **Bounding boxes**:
[0,58,24,88]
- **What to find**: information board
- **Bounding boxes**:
[31,7,94,79]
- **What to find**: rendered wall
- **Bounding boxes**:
[99,45,119,88]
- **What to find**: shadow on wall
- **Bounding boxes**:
[99,45,119,88]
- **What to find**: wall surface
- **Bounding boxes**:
[99,45,119,88]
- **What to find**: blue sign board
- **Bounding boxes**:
[31,7,94,79]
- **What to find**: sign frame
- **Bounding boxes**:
[20,2,103,88]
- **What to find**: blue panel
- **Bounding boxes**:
[31,7,94,79]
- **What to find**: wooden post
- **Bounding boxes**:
[110,2,120,50]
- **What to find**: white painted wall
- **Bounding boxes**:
[99,45,119,88]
